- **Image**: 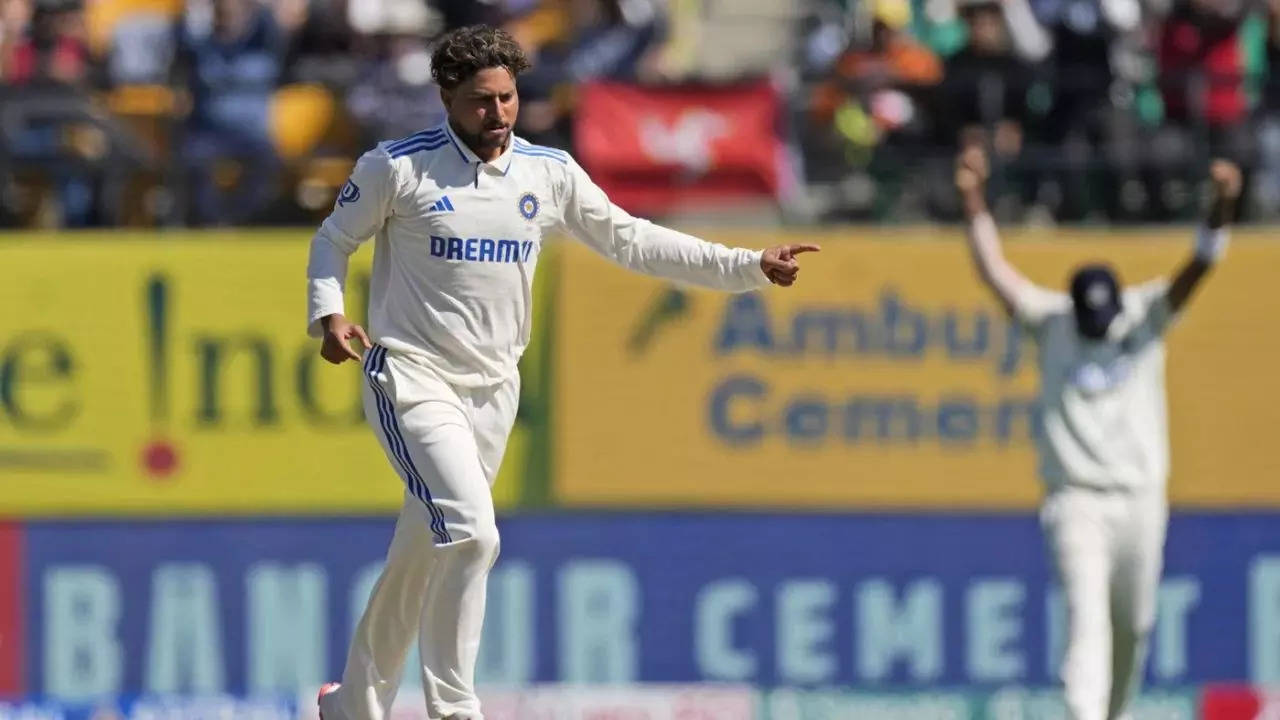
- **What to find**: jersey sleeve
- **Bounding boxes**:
[305,147,399,337]
[554,157,770,292]
[1009,281,1070,333]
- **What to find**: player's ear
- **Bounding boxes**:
[439,87,454,111]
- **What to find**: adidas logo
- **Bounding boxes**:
[428,196,455,213]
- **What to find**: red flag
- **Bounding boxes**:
[575,81,784,214]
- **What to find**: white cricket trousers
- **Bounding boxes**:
[322,344,519,720]
[1040,484,1168,720]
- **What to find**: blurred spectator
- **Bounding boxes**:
[0,0,32,82]
[811,0,942,117]
[517,0,666,143]
[8,0,1280,226]
[558,0,665,83]
[1157,0,1253,141]
[517,0,670,89]
[806,0,942,216]
[1256,0,1280,214]
[1149,0,1256,219]
[279,0,359,87]
[1030,0,1144,220]
[4,0,88,85]
[935,0,1043,150]
[345,0,446,144]
[94,0,181,88]
[0,0,115,227]
[176,0,283,225]
[927,0,1044,216]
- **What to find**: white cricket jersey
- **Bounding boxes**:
[1012,280,1176,491]
[306,122,769,387]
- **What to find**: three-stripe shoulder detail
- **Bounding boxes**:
[387,128,448,158]
[513,139,570,164]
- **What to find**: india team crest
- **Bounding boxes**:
[518,192,540,220]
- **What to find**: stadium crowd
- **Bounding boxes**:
[0,0,1276,227]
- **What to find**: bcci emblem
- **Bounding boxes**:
[337,180,361,207]
[518,192,540,220]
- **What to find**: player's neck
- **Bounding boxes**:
[448,119,506,163]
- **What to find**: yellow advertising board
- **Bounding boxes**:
[0,233,542,515]
[554,229,1280,509]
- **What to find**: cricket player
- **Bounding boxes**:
[955,147,1238,720]
[305,25,818,720]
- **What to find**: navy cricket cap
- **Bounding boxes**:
[1069,264,1122,340]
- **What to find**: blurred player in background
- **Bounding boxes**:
[955,147,1238,720]
[305,24,819,720]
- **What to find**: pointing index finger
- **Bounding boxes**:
[787,244,822,255]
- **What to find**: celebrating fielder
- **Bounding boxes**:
[955,147,1238,720]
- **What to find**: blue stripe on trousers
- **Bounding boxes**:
[365,346,452,544]
[372,348,452,544]
[363,348,427,515]
[368,347,451,543]
[367,347,451,544]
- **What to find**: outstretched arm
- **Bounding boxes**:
[954,147,1043,319]
[1167,160,1240,314]
[557,157,818,291]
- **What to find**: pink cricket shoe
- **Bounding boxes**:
[317,682,341,720]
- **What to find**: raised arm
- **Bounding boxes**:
[306,147,398,362]
[954,148,1044,320]
[1167,159,1240,314]
[556,157,818,291]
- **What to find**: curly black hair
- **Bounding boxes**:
[430,25,531,91]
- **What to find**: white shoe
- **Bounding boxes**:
[317,682,341,720]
